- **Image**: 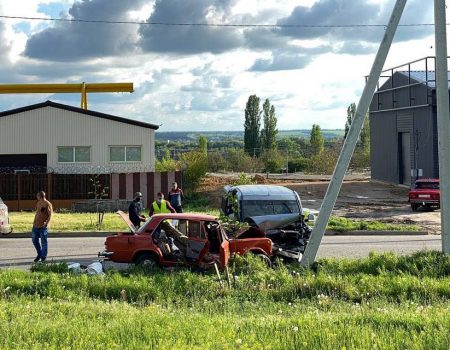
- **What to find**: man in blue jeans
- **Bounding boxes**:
[32,191,53,263]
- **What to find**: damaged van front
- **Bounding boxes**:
[221,185,313,262]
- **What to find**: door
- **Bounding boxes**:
[399,132,411,186]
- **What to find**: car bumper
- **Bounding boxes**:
[273,246,302,262]
[410,199,440,205]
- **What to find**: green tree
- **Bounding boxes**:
[345,102,370,152]
[310,124,324,156]
[360,115,370,153]
[260,99,278,152]
[155,149,178,172]
[244,95,261,157]
[198,135,208,155]
[180,151,207,195]
[345,103,356,139]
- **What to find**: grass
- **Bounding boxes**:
[1,252,449,349]
[327,216,419,232]
[8,209,418,233]
[8,212,129,232]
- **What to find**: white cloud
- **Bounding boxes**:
[0,0,443,131]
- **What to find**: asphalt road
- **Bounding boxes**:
[0,235,442,270]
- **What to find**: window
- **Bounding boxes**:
[109,146,142,162]
[58,147,91,163]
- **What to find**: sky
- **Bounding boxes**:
[0,0,442,131]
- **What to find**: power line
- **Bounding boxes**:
[0,14,440,28]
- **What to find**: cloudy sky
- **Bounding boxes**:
[0,0,441,131]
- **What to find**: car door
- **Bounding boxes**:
[179,220,209,261]
[219,227,230,268]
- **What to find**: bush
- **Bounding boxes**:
[288,157,310,172]
[260,149,285,173]
[180,151,208,194]
[225,149,262,172]
[207,151,227,172]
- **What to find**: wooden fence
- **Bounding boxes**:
[0,171,182,210]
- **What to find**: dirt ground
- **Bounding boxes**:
[199,174,441,234]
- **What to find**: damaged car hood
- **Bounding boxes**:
[245,213,300,231]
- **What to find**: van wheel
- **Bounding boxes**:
[135,253,158,268]
[411,203,418,211]
[254,253,272,268]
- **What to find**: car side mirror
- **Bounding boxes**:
[307,213,315,222]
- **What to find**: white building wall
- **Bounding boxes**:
[0,106,155,173]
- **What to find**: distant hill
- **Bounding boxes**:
[156,130,344,142]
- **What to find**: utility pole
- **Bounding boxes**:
[434,0,450,254]
[300,0,408,266]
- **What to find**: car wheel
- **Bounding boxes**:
[411,203,418,211]
[254,253,272,268]
[135,253,158,268]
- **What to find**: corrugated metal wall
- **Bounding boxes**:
[0,106,155,173]
[370,111,398,183]
[370,71,436,185]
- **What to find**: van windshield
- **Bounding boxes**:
[242,200,300,218]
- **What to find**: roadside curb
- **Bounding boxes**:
[1,232,113,239]
[324,230,429,236]
[2,230,429,239]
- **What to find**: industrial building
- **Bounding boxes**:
[0,100,158,174]
[369,57,444,186]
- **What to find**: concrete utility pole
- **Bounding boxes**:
[300,0,408,266]
[434,0,450,254]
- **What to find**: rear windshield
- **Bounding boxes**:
[242,200,300,218]
[415,182,439,189]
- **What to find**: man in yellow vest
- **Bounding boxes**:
[149,192,176,217]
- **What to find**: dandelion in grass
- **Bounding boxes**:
[236,339,243,345]
[293,326,299,332]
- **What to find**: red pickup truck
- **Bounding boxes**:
[99,211,272,269]
[408,178,440,211]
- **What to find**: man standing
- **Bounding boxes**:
[168,181,184,213]
[128,192,146,229]
[149,192,176,216]
[32,191,53,263]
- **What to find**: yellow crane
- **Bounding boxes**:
[0,82,134,109]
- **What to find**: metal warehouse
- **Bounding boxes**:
[0,100,159,174]
[369,57,447,186]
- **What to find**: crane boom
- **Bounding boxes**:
[0,82,134,109]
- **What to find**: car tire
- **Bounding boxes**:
[254,253,272,268]
[135,253,158,268]
[411,203,418,211]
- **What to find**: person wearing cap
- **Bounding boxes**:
[149,192,176,217]
[128,192,146,228]
[168,181,184,213]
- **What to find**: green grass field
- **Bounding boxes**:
[0,252,449,349]
[8,210,418,233]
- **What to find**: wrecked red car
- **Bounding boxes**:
[99,211,272,269]
[409,178,440,211]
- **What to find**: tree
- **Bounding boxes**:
[310,124,324,156]
[244,95,261,157]
[198,135,208,155]
[345,102,370,152]
[180,151,207,195]
[260,99,278,152]
[360,115,370,153]
[344,103,356,139]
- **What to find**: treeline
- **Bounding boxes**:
[156,99,370,192]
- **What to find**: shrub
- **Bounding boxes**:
[179,151,208,195]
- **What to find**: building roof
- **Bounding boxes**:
[0,100,159,130]
[397,70,450,89]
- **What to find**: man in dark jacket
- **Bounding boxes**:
[128,192,146,228]
[168,182,184,213]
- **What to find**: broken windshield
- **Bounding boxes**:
[242,200,300,218]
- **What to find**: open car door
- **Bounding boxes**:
[116,210,137,233]
[219,231,230,268]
